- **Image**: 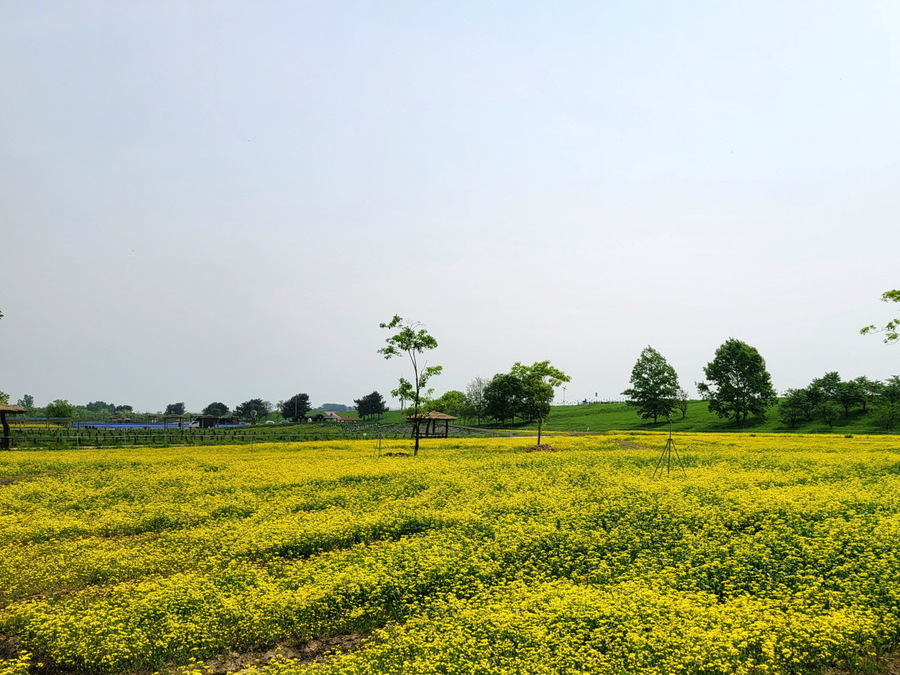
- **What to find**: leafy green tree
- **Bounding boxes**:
[234,399,271,423]
[0,392,9,404]
[390,378,414,411]
[871,402,898,430]
[881,376,900,405]
[463,377,489,424]
[45,399,75,419]
[354,391,386,420]
[810,372,842,402]
[379,315,442,456]
[621,346,680,424]
[202,402,230,417]
[853,376,880,413]
[165,402,186,416]
[697,339,777,425]
[510,361,571,445]
[833,380,863,418]
[483,373,527,427]
[675,388,689,419]
[279,394,310,422]
[425,390,467,418]
[16,394,34,409]
[778,389,807,428]
[861,289,900,344]
[816,401,840,428]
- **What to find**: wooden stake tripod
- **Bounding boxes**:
[653,418,687,477]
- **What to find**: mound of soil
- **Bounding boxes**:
[524,443,558,453]
[381,452,410,457]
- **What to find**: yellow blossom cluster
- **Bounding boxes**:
[0,433,899,673]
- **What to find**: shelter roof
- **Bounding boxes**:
[0,403,26,414]
[406,411,457,421]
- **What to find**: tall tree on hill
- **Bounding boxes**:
[697,339,777,426]
[860,289,900,344]
[280,394,310,422]
[379,315,441,456]
[354,391,386,420]
[511,361,570,445]
[621,346,680,424]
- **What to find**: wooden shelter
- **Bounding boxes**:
[406,410,457,439]
[0,403,26,450]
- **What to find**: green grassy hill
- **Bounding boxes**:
[377,401,894,435]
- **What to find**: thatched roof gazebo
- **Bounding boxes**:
[0,403,26,450]
[405,410,457,439]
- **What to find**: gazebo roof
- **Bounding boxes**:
[406,411,457,421]
[0,403,27,414]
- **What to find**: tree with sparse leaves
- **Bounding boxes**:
[621,346,680,424]
[379,315,441,455]
[861,290,899,344]
[697,339,777,425]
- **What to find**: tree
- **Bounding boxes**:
[871,402,899,431]
[234,399,272,423]
[355,391,387,420]
[203,402,230,417]
[279,394,311,422]
[833,380,863,418]
[696,339,777,425]
[463,377,489,424]
[860,290,900,344]
[621,346,680,424]
[45,399,75,419]
[816,401,840,428]
[779,389,807,428]
[425,390,467,418]
[165,402,186,416]
[510,361,571,445]
[881,376,900,405]
[675,388,690,419]
[853,376,880,413]
[483,373,527,426]
[17,394,34,409]
[379,315,442,456]
[0,392,9,404]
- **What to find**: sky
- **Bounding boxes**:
[1,1,898,414]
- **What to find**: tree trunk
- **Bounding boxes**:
[1,413,9,450]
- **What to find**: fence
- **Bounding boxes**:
[1,423,512,451]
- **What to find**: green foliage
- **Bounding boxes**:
[234,399,272,423]
[621,346,680,424]
[44,399,75,419]
[423,390,466,418]
[483,373,527,426]
[0,392,9,405]
[278,394,310,422]
[202,402,230,417]
[697,339,777,425]
[860,289,900,344]
[165,402,186,416]
[354,391,386,420]
[16,394,34,409]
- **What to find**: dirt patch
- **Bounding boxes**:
[823,652,900,674]
[616,439,648,450]
[167,633,366,674]
[381,452,410,457]
[0,477,21,486]
[524,443,558,452]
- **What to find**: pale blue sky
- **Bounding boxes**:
[1,1,898,412]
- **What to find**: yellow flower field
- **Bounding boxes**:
[1,433,899,674]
